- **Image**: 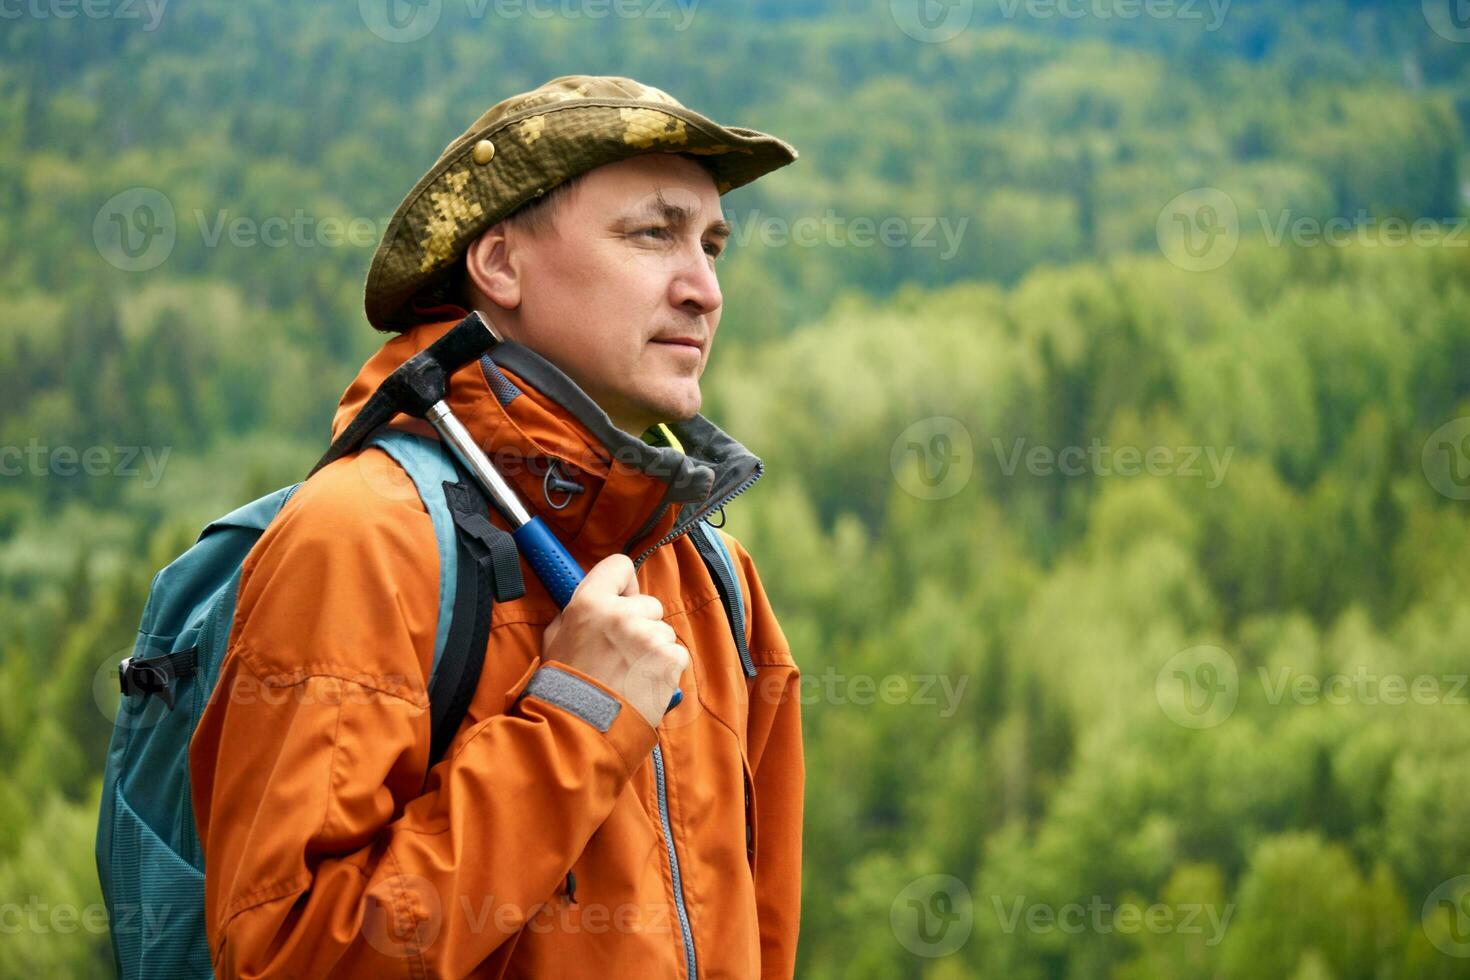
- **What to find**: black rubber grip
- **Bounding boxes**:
[423,310,498,374]
[306,311,500,479]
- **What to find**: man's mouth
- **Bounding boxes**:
[652,337,702,357]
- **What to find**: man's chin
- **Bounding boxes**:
[625,386,701,431]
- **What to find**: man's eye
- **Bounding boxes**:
[636,226,670,240]
[704,241,724,259]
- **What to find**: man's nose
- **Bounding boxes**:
[669,249,722,316]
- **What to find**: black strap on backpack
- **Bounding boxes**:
[297,312,523,771]
[428,476,525,768]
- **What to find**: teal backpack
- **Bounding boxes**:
[94,425,751,979]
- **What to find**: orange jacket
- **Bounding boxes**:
[189,315,803,978]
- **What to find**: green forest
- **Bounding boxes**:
[3,0,1470,976]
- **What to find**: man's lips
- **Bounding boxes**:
[651,337,704,351]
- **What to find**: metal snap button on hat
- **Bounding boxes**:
[472,139,495,165]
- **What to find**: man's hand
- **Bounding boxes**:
[540,554,689,729]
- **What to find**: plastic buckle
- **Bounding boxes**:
[118,656,176,710]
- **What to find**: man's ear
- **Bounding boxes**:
[465,223,521,310]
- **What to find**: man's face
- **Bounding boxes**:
[466,153,729,436]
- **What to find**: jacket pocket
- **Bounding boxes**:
[741,747,758,877]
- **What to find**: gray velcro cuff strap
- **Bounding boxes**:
[523,665,621,732]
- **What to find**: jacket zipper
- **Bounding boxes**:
[640,465,762,980]
[630,462,763,570]
[652,742,698,979]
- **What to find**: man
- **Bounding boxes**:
[189,75,804,978]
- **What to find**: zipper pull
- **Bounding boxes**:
[564,870,578,905]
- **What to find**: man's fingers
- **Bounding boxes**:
[635,619,677,648]
[622,594,665,622]
[576,553,639,601]
[620,618,675,652]
[662,641,691,682]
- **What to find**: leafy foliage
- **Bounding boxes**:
[3,0,1469,975]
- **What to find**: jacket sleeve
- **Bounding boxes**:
[188,456,658,979]
[724,533,804,980]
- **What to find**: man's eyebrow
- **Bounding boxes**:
[628,193,731,239]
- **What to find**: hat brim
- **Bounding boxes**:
[364,99,798,331]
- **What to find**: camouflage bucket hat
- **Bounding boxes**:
[364,74,799,331]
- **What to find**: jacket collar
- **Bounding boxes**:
[330,314,763,566]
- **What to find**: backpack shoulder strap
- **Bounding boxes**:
[366,429,525,768]
[690,519,757,679]
[433,476,524,763]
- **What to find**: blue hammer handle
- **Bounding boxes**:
[513,516,683,712]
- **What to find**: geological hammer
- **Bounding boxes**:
[311,311,682,711]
